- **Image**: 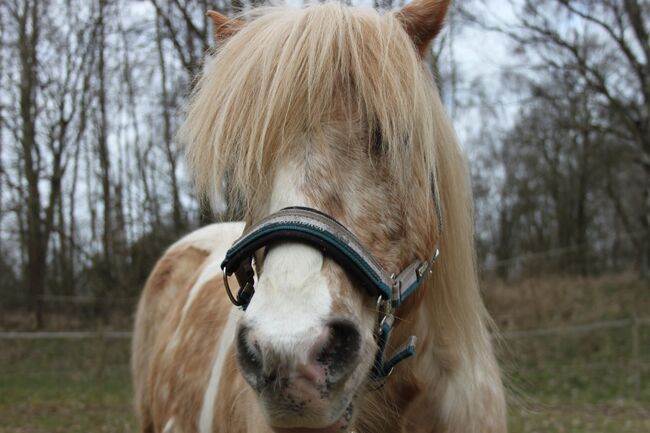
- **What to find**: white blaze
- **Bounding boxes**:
[244,161,333,357]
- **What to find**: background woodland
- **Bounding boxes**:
[0,0,648,328]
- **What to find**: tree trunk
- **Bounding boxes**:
[96,0,114,307]
[640,159,650,279]
[156,13,184,233]
[18,0,45,328]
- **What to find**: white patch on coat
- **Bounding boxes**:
[162,418,176,433]
[199,307,241,433]
[243,161,333,358]
[177,222,244,323]
[168,222,245,254]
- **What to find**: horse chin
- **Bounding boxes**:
[259,375,360,432]
[269,401,355,433]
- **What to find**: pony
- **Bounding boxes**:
[131,1,507,432]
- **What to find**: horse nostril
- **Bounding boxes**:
[316,319,361,382]
[236,325,264,387]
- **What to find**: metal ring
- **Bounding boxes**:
[223,271,244,307]
[378,316,388,336]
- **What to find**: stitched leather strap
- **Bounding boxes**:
[221,207,437,307]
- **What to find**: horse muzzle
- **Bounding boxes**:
[236,319,361,429]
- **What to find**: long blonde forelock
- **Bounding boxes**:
[179,2,439,215]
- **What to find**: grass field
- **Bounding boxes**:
[1,274,649,432]
[0,339,135,433]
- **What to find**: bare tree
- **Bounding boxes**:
[464,0,650,277]
[149,0,234,223]
[0,0,95,325]
[156,12,185,232]
[512,0,649,275]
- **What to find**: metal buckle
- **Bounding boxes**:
[416,261,429,278]
[223,272,254,308]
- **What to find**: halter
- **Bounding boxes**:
[220,206,440,382]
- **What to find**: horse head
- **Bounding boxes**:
[177,1,502,431]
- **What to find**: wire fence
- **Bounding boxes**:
[499,317,650,338]
[1,315,648,400]
[0,330,132,339]
[1,317,647,340]
[498,316,649,401]
[0,292,138,304]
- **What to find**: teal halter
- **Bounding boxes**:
[220,206,440,382]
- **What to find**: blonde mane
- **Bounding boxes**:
[179,0,490,374]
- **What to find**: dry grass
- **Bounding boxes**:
[483,273,650,432]
[483,273,649,331]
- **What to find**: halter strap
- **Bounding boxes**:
[221,207,437,308]
[220,206,440,383]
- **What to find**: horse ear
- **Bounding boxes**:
[207,10,243,43]
[396,0,451,57]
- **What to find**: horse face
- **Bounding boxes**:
[235,158,383,432]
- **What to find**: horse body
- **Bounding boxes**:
[133,1,507,432]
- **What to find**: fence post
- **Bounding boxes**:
[631,315,640,401]
[95,319,107,379]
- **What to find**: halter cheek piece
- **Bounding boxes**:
[220,206,440,382]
